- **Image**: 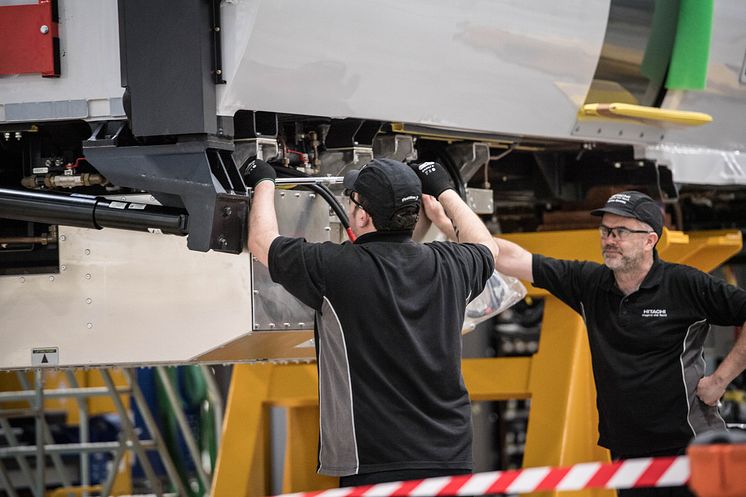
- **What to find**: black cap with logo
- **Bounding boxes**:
[591,191,664,237]
[343,159,422,224]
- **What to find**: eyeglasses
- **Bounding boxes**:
[599,225,654,240]
[344,190,365,211]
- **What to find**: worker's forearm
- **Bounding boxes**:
[712,325,746,387]
[494,238,534,282]
[438,190,498,263]
[247,181,279,267]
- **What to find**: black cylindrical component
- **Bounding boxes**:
[0,187,98,228]
[94,200,188,235]
[0,188,189,236]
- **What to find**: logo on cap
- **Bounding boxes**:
[607,193,632,205]
[401,195,420,203]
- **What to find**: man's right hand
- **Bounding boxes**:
[243,159,276,189]
[410,162,454,198]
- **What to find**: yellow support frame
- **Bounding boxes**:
[212,229,742,497]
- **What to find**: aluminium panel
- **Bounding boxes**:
[217,0,611,141]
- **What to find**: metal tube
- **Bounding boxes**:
[8,372,72,489]
[0,236,53,245]
[100,441,126,497]
[0,459,20,497]
[123,369,188,497]
[199,365,224,446]
[156,367,211,492]
[274,176,344,185]
[0,188,188,236]
[99,369,163,497]
[0,418,39,497]
[64,371,89,497]
[34,370,44,497]
[0,440,156,457]
[0,386,130,402]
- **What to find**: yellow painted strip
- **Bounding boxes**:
[581,103,712,126]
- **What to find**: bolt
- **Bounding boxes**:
[40,25,49,34]
[324,226,331,231]
[214,26,221,32]
[614,162,621,169]
[638,161,645,167]
[84,249,91,255]
[19,277,25,283]
[14,132,21,140]
[3,133,10,141]
[283,323,291,328]
[222,206,232,218]
[86,323,93,329]
[61,265,66,271]
[49,276,54,282]
[217,235,228,249]
[216,69,222,75]
[268,323,276,329]
[85,273,91,280]
[309,193,316,199]
[59,235,66,241]
[86,298,92,304]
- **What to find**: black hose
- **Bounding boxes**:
[269,164,352,231]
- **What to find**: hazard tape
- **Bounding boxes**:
[276,455,689,497]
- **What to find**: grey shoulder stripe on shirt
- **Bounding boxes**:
[316,298,360,476]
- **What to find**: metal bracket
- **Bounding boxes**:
[446,142,490,183]
[373,134,418,162]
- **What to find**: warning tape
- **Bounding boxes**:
[276,455,689,497]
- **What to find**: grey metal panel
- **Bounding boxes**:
[218,0,611,140]
[660,0,746,151]
[0,0,123,123]
[251,190,332,331]
[642,144,746,186]
[5,100,88,121]
[119,0,217,136]
[0,226,254,369]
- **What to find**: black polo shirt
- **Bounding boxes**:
[532,253,746,455]
[269,231,494,476]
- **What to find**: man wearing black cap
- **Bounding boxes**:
[466,190,746,497]
[245,158,498,485]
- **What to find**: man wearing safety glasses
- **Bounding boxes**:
[486,190,746,497]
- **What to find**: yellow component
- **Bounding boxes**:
[580,103,712,126]
[213,229,741,497]
[723,390,746,403]
[48,485,102,497]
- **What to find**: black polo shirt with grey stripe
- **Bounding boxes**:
[268,231,494,476]
[532,253,746,455]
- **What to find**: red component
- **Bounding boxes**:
[0,0,60,77]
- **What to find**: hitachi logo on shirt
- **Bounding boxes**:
[608,193,632,205]
[401,195,419,203]
[642,309,668,318]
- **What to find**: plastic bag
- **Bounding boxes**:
[463,270,527,333]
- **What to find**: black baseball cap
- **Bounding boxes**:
[343,158,421,223]
[591,191,663,237]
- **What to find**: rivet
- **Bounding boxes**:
[84,249,91,255]
[86,323,93,329]
[85,273,92,280]
[86,298,92,305]
[60,235,66,242]
[49,276,54,282]
[61,265,66,271]
[19,277,25,283]
[40,25,49,34]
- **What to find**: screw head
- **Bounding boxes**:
[86,323,93,329]
[40,25,49,34]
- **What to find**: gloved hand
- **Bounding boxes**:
[410,161,454,198]
[243,159,276,188]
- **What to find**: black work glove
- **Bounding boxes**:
[410,161,455,198]
[243,159,276,188]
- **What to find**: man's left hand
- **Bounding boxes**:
[243,159,276,189]
[696,374,727,406]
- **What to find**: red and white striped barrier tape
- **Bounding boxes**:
[277,455,689,497]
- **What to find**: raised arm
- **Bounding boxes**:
[410,162,498,267]
[245,160,279,267]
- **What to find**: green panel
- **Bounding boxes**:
[641,0,680,85]
[666,0,713,90]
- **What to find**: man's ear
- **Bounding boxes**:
[647,232,659,251]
